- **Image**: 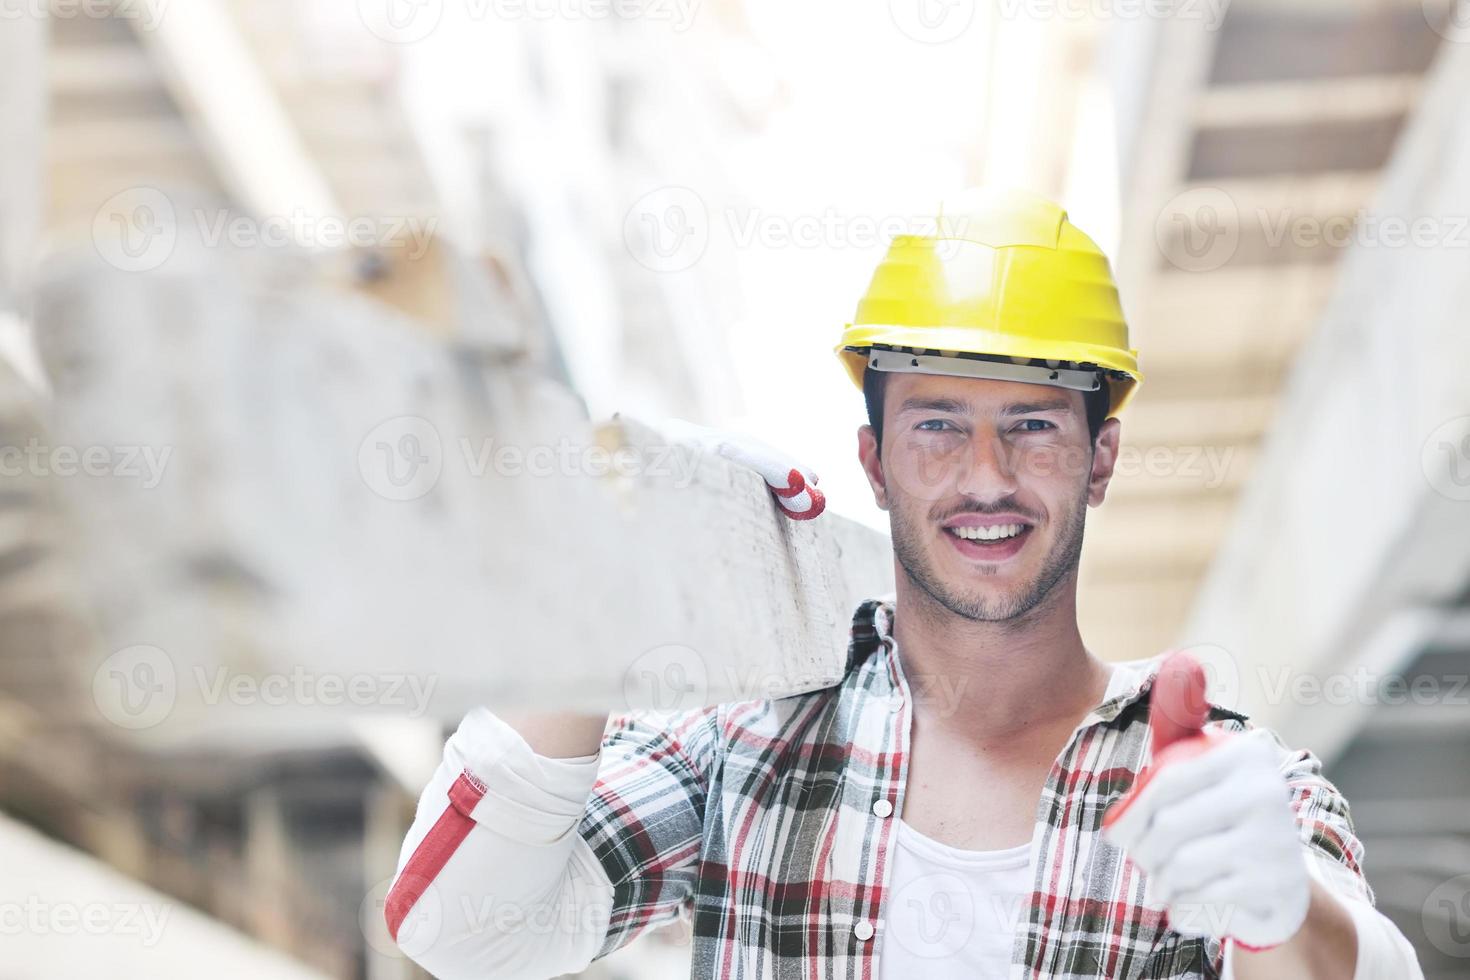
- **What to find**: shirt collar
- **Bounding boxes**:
[845,596,1217,730]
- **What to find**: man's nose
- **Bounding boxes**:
[955,430,1019,500]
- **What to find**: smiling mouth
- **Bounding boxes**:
[941,521,1035,561]
[945,523,1028,542]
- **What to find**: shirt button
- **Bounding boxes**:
[854,921,875,942]
[871,799,893,818]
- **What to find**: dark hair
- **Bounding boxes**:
[863,367,1110,451]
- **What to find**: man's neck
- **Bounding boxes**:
[891,570,1114,748]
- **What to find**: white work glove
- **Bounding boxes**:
[1102,726,1311,952]
[651,418,826,520]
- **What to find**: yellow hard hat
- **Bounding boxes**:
[836,188,1141,417]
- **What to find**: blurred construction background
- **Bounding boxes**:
[2,0,1470,977]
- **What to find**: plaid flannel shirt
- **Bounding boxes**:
[388,596,1389,979]
[578,598,1373,979]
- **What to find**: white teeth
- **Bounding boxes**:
[949,523,1025,541]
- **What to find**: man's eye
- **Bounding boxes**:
[915,419,957,432]
[1015,419,1056,433]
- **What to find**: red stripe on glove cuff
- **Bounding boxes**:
[384,770,487,941]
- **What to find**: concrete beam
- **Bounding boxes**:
[1192,74,1422,128]
[0,810,327,979]
[1180,36,1470,750]
[0,10,43,315]
[129,0,341,229]
[28,227,893,752]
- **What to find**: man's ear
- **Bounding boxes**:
[857,424,889,511]
[1087,417,1122,507]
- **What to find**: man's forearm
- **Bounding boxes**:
[503,710,611,758]
[1231,878,1356,979]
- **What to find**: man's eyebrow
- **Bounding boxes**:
[896,396,972,415]
[1001,398,1075,416]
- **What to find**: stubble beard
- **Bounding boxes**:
[890,489,1089,623]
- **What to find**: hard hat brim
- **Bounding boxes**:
[836,327,1142,417]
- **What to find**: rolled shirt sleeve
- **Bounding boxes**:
[578,705,726,961]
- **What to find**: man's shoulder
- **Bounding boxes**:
[693,674,863,762]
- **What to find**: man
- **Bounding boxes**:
[385,189,1422,978]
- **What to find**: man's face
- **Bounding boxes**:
[857,372,1120,622]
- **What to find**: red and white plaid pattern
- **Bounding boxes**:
[577,598,1372,979]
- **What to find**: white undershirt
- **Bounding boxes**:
[874,664,1141,978]
[877,818,1033,979]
